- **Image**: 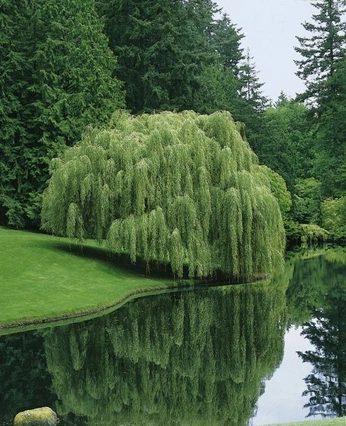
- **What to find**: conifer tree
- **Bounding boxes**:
[212,14,245,72]
[0,0,124,228]
[192,13,245,115]
[295,0,346,103]
[238,49,268,113]
[97,0,219,113]
[255,101,315,191]
[230,50,269,153]
[314,56,346,196]
[294,0,346,197]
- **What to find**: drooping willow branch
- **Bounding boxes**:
[42,111,286,280]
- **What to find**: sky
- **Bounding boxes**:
[251,327,315,425]
[215,0,315,101]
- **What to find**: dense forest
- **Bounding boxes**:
[1,0,346,245]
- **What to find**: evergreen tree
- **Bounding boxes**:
[192,14,245,114]
[192,65,239,114]
[0,1,35,227]
[314,56,346,196]
[96,0,265,147]
[228,50,268,154]
[97,0,219,113]
[274,91,290,108]
[0,0,124,228]
[238,49,268,113]
[295,0,346,103]
[211,13,245,72]
[295,0,346,197]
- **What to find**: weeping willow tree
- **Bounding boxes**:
[42,111,285,280]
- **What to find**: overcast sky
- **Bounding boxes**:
[215,0,315,101]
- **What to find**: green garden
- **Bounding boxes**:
[2,0,346,424]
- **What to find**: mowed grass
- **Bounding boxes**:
[0,227,177,330]
[3,229,346,426]
[264,418,346,426]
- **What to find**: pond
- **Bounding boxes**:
[1,246,346,426]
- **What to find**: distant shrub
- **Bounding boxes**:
[321,197,346,240]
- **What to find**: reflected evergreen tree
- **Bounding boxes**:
[298,253,346,417]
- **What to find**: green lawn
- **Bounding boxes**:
[0,227,179,332]
[265,418,346,426]
[3,228,346,425]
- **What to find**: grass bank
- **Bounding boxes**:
[264,418,346,425]
[0,227,181,333]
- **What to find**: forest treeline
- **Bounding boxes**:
[1,0,346,245]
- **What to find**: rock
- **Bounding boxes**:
[13,407,59,426]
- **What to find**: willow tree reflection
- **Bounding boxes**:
[43,278,287,426]
[297,250,346,418]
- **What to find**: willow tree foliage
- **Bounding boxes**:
[43,280,287,425]
[42,111,285,280]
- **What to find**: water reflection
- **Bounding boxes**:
[42,281,286,426]
[0,270,290,425]
[296,249,346,419]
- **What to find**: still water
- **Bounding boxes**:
[1,247,346,425]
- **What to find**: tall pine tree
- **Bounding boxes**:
[192,13,245,114]
[97,0,220,113]
[314,55,346,196]
[295,0,346,103]
[238,49,268,113]
[295,0,346,197]
[0,0,124,228]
